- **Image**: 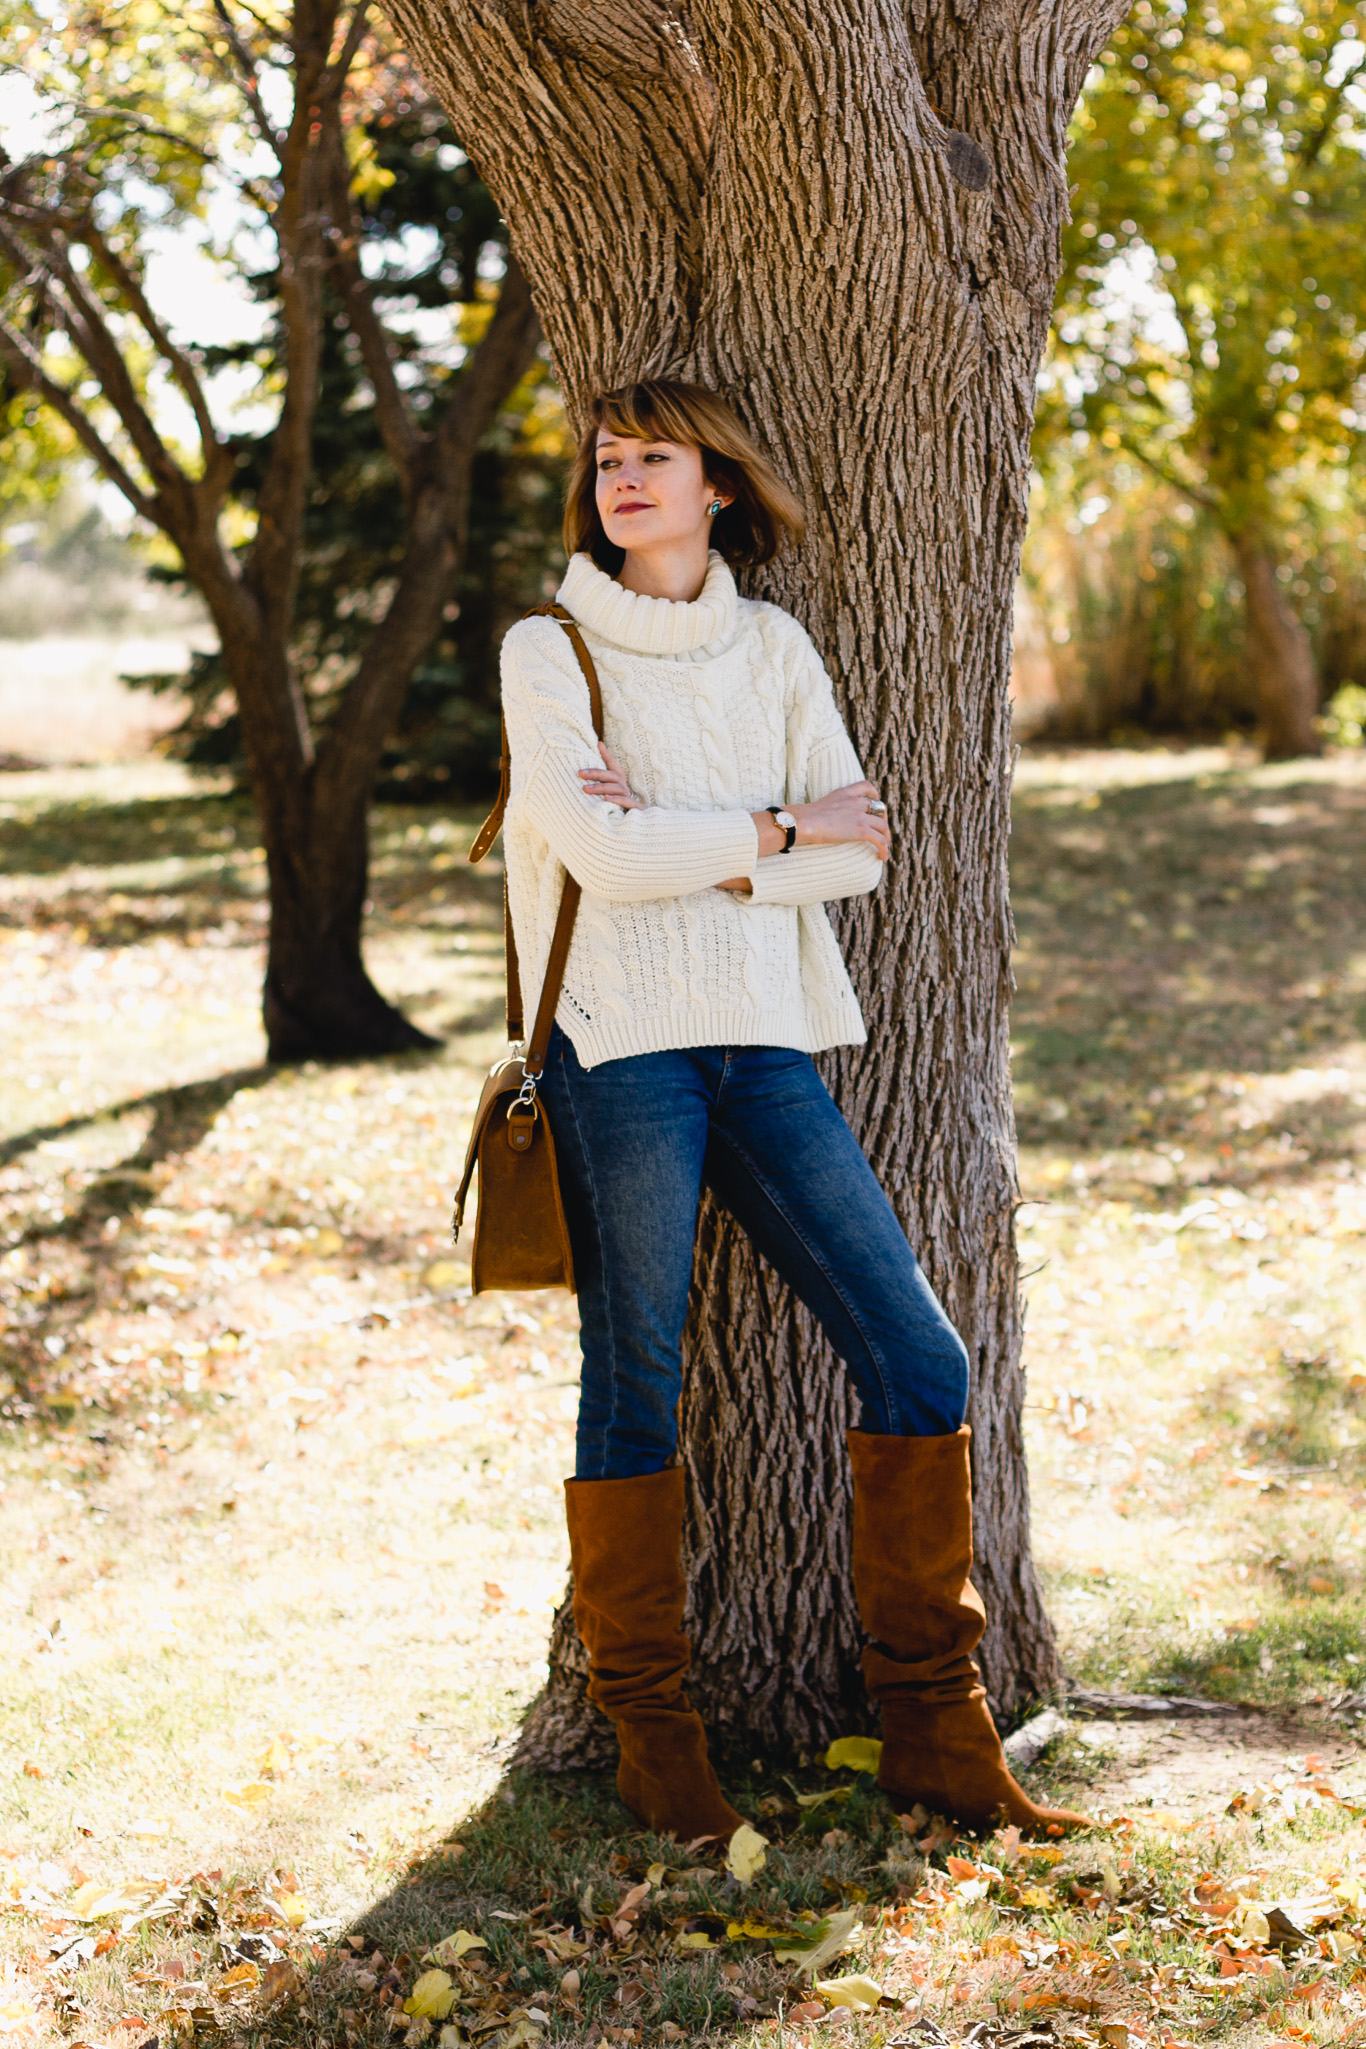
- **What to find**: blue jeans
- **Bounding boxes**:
[538,1028,970,1481]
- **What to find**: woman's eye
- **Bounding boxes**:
[643,451,668,463]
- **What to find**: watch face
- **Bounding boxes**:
[775,810,796,830]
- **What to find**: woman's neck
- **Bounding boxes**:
[615,534,712,604]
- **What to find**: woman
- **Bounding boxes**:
[499,379,1081,1840]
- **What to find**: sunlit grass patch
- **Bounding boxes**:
[4,749,1366,2046]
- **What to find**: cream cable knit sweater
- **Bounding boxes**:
[500,550,881,1070]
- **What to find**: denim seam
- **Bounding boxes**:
[706,1123,903,1433]
[553,1036,621,1480]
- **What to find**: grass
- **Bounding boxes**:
[1,742,1365,2049]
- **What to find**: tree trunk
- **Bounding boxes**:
[386,0,1130,1752]
[1231,531,1324,761]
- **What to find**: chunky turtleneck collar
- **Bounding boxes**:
[558,550,738,656]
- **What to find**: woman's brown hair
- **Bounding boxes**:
[563,379,806,573]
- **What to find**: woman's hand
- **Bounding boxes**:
[578,742,643,810]
[749,781,891,862]
[794,780,891,859]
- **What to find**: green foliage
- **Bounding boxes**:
[1049,0,1366,530]
[1024,0,1366,738]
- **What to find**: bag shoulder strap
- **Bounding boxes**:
[466,602,604,1066]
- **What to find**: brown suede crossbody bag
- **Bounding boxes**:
[451,603,604,1294]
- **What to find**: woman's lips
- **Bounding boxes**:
[613,502,651,514]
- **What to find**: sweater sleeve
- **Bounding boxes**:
[501,615,760,903]
[745,619,884,907]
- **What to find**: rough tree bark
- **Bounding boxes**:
[0,0,541,1061]
[1230,531,1323,763]
[385,0,1132,1750]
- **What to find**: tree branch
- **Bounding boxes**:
[82,223,226,466]
[322,0,371,99]
[0,318,158,522]
[318,119,421,489]
[432,250,541,467]
[1117,435,1221,514]
[243,4,337,635]
[211,0,286,155]
[1298,71,1352,167]
[0,214,188,508]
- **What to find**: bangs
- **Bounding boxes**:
[593,387,702,450]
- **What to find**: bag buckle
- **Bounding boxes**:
[512,1066,539,1109]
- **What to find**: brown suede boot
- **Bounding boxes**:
[564,1468,742,1841]
[848,1428,1088,1836]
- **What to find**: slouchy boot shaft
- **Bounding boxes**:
[564,1468,742,1840]
[848,1429,1087,1835]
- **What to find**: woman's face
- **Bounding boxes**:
[594,430,731,554]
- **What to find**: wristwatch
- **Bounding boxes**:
[767,805,798,853]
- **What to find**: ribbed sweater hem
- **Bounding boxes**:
[558,999,868,1072]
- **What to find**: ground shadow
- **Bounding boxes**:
[1009,759,1366,1168]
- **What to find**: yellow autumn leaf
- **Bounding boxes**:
[1019,1886,1058,1909]
[216,1962,261,1994]
[793,1785,851,1809]
[646,1862,667,1885]
[725,1823,768,1887]
[1240,1904,1271,1944]
[815,1974,884,2011]
[258,1738,292,1776]
[675,1931,715,1950]
[422,1931,488,1966]
[726,1920,793,1941]
[69,1881,139,1920]
[405,1971,458,2020]
[498,2025,544,2049]
[269,1892,309,1928]
[129,1816,172,1840]
[777,1909,859,1974]
[823,1737,883,1775]
[222,1782,272,1815]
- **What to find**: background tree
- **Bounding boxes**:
[382,0,1131,1754]
[0,0,542,1057]
[151,104,569,801]
[1045,0,1366,758]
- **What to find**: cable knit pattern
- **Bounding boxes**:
[500,550,881,1070]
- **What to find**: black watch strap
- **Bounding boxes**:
[766,805,797,853]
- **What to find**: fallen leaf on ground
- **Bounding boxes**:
[405,1972,458,2019]
[259,1961,301,2004]
[222,1783,272,1816]
[267,1892,308,1928]
[423,1931,488,1966]
[726,1823,768,1886]
[823,1737,883,1775]
[778,1909,859,1975]
[215,1962,260,1996]
[815,1973,883,2011]
[68,1883,138,1921]
[675,1932,714,1950]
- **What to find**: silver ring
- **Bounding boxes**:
[867,799,887,816]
